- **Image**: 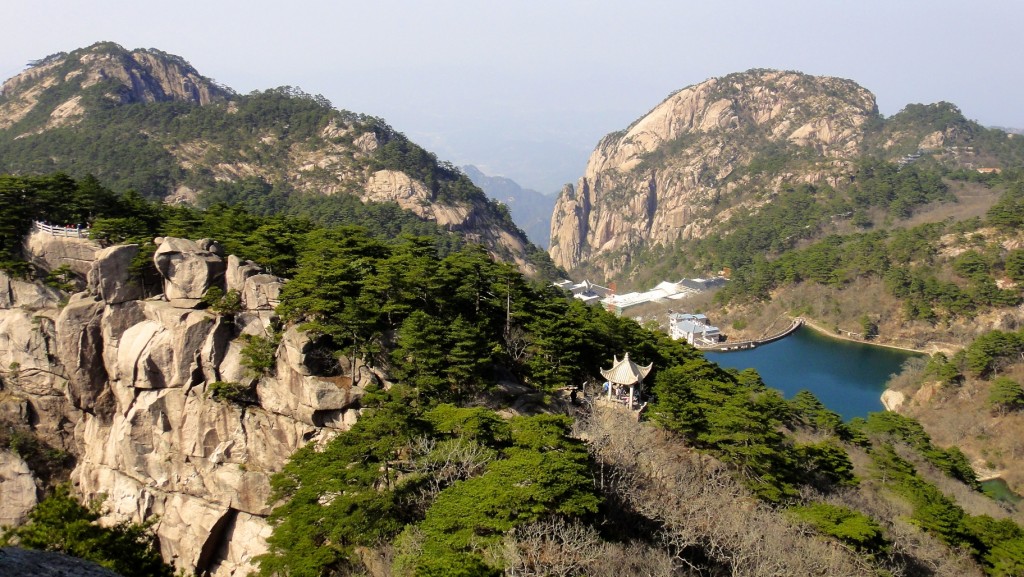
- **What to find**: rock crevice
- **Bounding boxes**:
[0,234,372,576]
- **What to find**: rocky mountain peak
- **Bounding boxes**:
[0,42,230,132]
[549,69,880,275]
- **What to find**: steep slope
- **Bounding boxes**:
[0,42,546,275]
[550,69,1024,281]
[3,177,1021,575]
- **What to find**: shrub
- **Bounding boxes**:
[240,334,279,376]
[788,502,889,553]
[207,381,257,405]
[0,484,174,577]
[989,377,1024,414]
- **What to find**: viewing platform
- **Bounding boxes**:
[33,221,91,239]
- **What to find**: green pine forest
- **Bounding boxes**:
[2,173,1024,576]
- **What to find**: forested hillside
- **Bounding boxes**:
[2,173,1022,576]
[0,42,554,275]
[887,327,1024,497]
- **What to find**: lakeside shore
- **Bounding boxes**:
[798,317,931,355]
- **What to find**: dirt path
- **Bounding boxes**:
[799,317,931,355]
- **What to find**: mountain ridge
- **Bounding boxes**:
[0,42,551,276]
[549,69,1024,282]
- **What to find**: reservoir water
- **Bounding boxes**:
[705,325,922,421]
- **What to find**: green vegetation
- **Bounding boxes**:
[708,173,1024,322]
[865,444,1024,575]
[207,381,257,405]
[0,49,553,273]
[954,328,1024,378]
[240,333,280,376]
[0,425,73,487]
[4,168,1023,574]
[787,502,889,553]
[201,286,243,315]
[0,485,175,577]
[258,400,598,576]
[989,377,1024,414]
[650,362,856,502]
[858,412,979,489]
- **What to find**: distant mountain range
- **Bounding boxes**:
[461,165,556,248]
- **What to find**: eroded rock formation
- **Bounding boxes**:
[549,69,880,277]
[0,235,372,576]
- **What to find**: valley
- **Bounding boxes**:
[1,42,1024,576]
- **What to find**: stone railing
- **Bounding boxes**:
[33,221,90,239]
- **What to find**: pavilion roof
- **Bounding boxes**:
[600,353,653,385]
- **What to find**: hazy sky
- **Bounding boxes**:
[3,1,1022,193]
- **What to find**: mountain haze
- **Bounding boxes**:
[462,164,556,248]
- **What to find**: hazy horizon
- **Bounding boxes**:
[4,1,1023,193]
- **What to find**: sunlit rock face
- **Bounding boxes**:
[549,69,878,278]
[0,235,377,576]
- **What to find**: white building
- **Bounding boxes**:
[669,313,721,346]
[553,279,613,306]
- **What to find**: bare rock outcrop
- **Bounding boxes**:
[549,69,878,276]
[881,389,906,412]
[153,237,226,303]
[0,236,368,576]
[0,270,62,310]
[0,547,123,577]
[3,43,542,279]
[0,451,38,528]
[23,229,100,277]
[56,294,111,415]
[87,244,143,304]
[0,42,229,132]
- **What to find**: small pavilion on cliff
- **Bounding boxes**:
[600,353,652,410]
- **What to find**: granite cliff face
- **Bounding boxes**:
[0,231,374,576]
[549,70,880,277]
[0,42,542,276]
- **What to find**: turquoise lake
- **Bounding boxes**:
[705,325,922,421]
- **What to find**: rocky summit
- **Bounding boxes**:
[548,69,879,277]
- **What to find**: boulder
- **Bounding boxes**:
[87,244,143,304]
[23,229,100,277]
[0,271,62,310]
[0,309,66,396]
[0,547,122,577]
[0,271,10,308]
[881,389,906,412]
[153,237,226,301]
[0,241,373,576]
[225,255,262,294]
[241,274,283,310]
[116,303,216,390]
[55,294,111,415]
[0,450,38,527]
